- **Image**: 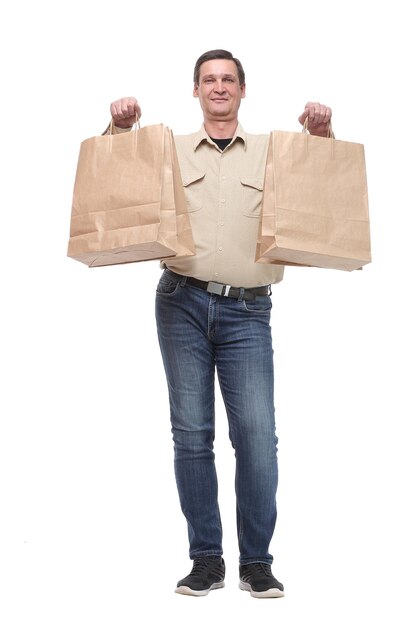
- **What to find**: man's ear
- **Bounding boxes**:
[193,83,199,98]
[241,83,246,98]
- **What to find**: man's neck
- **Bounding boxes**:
[203,118,238,139]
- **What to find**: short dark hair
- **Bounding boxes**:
[193,49,245,86]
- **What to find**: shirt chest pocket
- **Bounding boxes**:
[182,171,206,213]
[240,176,264,218]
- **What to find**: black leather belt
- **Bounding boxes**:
[168,271,271,301]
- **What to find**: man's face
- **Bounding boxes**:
[193,59,246,122]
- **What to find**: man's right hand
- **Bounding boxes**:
[110,97,141,129]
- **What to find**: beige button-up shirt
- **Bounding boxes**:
[111,122,284,288]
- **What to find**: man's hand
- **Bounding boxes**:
[110,97,141,129]
[298,102,332,137]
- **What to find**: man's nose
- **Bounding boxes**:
[214,80,226,93]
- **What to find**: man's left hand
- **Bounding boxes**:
[298,102,332,137]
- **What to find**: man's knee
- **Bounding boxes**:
[172,427,215,461]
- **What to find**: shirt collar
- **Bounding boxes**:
[193,122,247,151]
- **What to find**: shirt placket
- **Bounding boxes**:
[213,148,227,282]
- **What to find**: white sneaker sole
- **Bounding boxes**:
[175,581,225,596]
[239,581,285,598]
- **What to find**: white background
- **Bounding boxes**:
[1,0,416,624]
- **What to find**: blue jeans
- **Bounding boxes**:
[155,269,278,565]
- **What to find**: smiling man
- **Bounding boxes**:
[108,49,332,598]
[193,60,246,132]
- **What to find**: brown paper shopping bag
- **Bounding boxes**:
[67,124,195,267]
[256,126,371,271]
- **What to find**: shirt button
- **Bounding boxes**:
[220,199,226,204]
[215,272,219,276]
[219,222,224,226]
[219,246,223,251]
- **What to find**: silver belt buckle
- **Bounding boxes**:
[207,281,231,296]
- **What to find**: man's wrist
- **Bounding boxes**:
[113,123,132,134]
[101,122,132,136]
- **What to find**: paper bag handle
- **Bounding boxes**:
[302,117,334,139]
[109,113,140,134]
[108,114,141,154]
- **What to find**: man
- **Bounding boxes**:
[108,49,332,598]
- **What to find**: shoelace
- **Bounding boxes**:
[247,562,272,577]
[191,557,220,575]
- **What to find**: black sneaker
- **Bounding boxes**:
[175,556,225,596]
[239,562,284,598]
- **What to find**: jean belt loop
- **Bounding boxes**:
[180,275,187,287]
[238,287,245,302]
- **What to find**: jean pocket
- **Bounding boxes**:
[241,295,272,313]
[156,273,181,295]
